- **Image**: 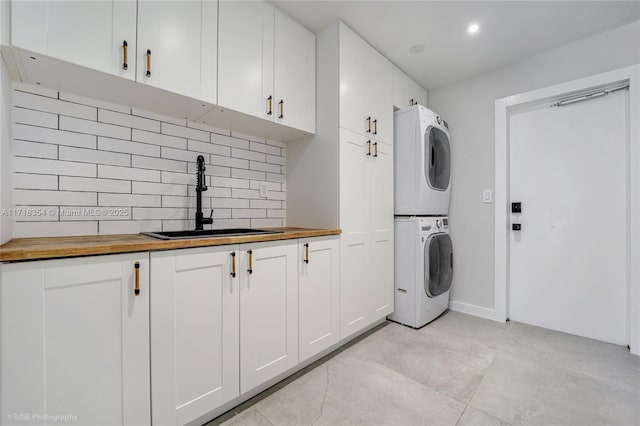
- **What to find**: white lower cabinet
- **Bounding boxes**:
[150,246,240,425]
[298,236,340,362]
[0,253,150,426]
[239,241,298,393]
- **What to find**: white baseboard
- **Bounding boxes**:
[449,300,501,322]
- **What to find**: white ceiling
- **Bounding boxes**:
[271,1,640,90]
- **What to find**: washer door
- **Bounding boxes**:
[425,233,453,297]
[424,126,451,191]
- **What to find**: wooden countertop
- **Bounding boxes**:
[0,227,341,262]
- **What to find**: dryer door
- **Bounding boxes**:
[425,233,453,298]
[424,126,451,191]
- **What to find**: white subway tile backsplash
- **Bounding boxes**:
[99,220,162,235]
[132,129,187,150]
[59,92,131,114]
[266,139,287,148]
[187,139,230,156]
[11,84,286,235]
[211,133,249,150]
[250,161,281,174]
[14,91,97,120]
[250,199,282,209]
[210,154,248,169]
[59,176,131,193]
[232,169,266,181]
[132,108,186,126]
[13,221,98,238]
[251,218,283,228]
[232,147,266,162]
[60,146,130,167]
[162,122,209,142]
[98,136,160,157]
[133,207,189,220]
[13,173,59,190]
[250,141,281,156]
[14,189,97,206]
[98,164,160,182]
[14,157,97,177]
[133,181,187,196]
[13,140,58,159]
[14,124,97,149]
[99,193,161,207]
[231,188,260,199]
[13,107,58,128]
[12,206,59,222]
[132,155,186,173]
[60,116,131,140]
[99,109,160,132]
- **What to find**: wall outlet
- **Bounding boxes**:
[483,190,493,203]
[259,182,268,198]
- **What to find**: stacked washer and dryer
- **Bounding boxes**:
[388,106,454,328]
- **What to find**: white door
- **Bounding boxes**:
[11,0,136,80]
[274,9,315,133]
[1,253,150,425]
[299,237,340,362]
[218,0,274,121]
[137,0,217,103]
[370,141,394,318]
[150,246,239,425]
[339,128,372,339]
[240,241,298,393]
[367,48,394,145]
[509,89,628,345]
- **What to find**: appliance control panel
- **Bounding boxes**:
[418,217,449,234]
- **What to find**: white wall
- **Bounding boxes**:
[0,56,12,244]
[428,20,640,312]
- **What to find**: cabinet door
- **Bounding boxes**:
[274,9,316,133]
[299,237,340,362]
[150,246,239,425]
[339,23,371,137]
[137,0,217,103]
[393,65,412,109]
[218,0,274,121]
[11,0,136,80]
[1,253,150,425]
[240,241,298,393]
[412,80,428,108]
[368,48,394,145]
[339,128,372,339]
[370,141,395,319]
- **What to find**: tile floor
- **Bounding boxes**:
[212,311,640,426]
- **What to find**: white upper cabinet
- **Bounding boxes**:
[218,1,315,133]
[11,0,137,80]
[137,0,217,103]
[150,246,240,425]
[339,23,393,145]
[393,65,428,109]
[274,9,316,133]
[218,0,274,121]
[1,253,151,426]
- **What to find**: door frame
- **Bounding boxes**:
[494,64,640,355]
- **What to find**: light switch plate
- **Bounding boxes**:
[259,182,268,198]
[483,190,493,203]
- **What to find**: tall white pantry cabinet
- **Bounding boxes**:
[287,21,395,340]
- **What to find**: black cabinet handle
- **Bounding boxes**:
[230,252,236,278]
[122,40,128,70]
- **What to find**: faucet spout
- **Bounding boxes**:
[195,155,213,230]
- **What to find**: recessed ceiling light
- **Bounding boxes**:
[409,44,424,54]
[467,23,479,34]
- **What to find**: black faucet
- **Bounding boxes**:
[195,155,213,230]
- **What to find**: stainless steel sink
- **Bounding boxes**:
[142,228,283,240]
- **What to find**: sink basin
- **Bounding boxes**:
[142,228,283,240]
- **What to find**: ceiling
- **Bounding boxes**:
[272,1,640,90]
